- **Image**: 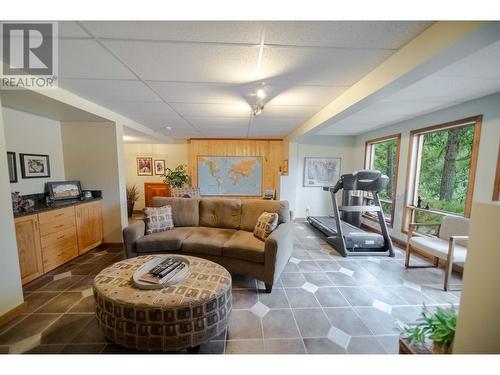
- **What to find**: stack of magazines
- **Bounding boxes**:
[139,257,187,285]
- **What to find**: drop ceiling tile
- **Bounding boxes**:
[202,129,249,138]
[58,22,90,38]
[267,85,348,106]
[103,40,261,83]
[171,103,252,118]
[147,82,245,104]
[436,39,500,80]
[59,79,161,103]
[259,105,321,119]
[261,21,432,49]
[83,21,264,44]
[104,102,185,123]
[59,39,135,79]
[184,117,250,129]
[391,75,500,103]
[261,46,394,86]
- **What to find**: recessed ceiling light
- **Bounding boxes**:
[165,126,172,130]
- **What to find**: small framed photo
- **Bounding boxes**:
[20,153,50,179]
[7,152,17,183]
[137,157,153,176]
[282,159,289,175]
[154,160,166,175]
[46,180,82,201]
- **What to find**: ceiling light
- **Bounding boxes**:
[252,103,264,117]
[165,126,172,130]
[256,88,266,99]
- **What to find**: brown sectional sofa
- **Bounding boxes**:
[123,197,293,292]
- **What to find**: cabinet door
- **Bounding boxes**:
[15,215,44,285]
[144,183,171,207]
[75,201,103,254]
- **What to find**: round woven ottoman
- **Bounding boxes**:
[93,255,232,352]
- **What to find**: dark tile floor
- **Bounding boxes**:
[0,221,462,354]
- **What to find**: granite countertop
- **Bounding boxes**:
[13,197,102,218]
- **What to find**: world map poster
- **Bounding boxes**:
[197,156,263,196]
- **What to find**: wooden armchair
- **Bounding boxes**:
[405,215,470,291]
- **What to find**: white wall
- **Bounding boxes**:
[281,136,356,218]
[124,143,188,210]
[0,97,24,316]
[454,202,500,353]
[353,92,500,241]
[61,122,127,243]
[3,107,65,195]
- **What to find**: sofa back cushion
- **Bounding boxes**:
[199,198,241,229]
[240,200,289,232]
[151,197,199,227]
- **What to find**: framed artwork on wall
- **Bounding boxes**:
[303,157,341,187]
[7,152,17,183]
[137,157,153,176]
[154,160,166,175]
[19,153,51,179]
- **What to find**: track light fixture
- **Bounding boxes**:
[252,103,264,116]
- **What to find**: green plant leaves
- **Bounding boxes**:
[404,304,456,347]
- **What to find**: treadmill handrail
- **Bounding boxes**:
[338,205,381,212]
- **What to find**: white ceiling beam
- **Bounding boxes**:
[287,21,500,141]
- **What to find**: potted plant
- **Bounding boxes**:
[404,305,457,354]
[161,164,191,188]
[126,184,140,218]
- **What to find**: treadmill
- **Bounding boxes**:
[307,170,394,257]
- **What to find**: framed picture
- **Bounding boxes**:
[7,152,17,183]
[282,159,289,175]
[19,153,50,179]
[303,157,341,187]
[154,160,166,175]
[137,157,153,176]
[46,180,82,201]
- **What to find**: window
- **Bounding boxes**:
[403,116,482,234]
[364,134,401,227]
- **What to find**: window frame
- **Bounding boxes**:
[363,133,401,228]
[402,115,482,234]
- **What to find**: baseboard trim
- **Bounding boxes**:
[0,302,27,328]
[102,242,123,248]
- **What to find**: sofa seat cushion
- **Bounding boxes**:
[223,230,265,263]
[410,236,467,263]
[135,227,196,253]
[182,227,236,256]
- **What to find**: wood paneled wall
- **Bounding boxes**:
[188,139,284,197]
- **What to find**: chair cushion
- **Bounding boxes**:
[143,205,174,234]
[439,215,469,246]
[199,199,241,229]
[135,227,196,253]
[240,200,289,232]
[409,236,467,263]
[151,197,199,227]
[182,227,236,256]
[253,212,279,241]
[223,230,266,263]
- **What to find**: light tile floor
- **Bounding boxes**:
[0,221,462,354]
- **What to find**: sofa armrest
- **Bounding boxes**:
[264,222,293,286]
[122,220,145,258]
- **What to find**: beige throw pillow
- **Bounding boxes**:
[144,205,174,234]
[254,212,279,241]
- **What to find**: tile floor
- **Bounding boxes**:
[0,221,462,354]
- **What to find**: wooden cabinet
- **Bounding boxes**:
[14,200,104,284]
[144,182,171,207]
[39,206,79,273]
[15,214,44,284]
[75,200,103,254]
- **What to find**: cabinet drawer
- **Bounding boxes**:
[41,226,78,250]
[40,215,76,237]
[38,206,75,224]
[42,243,78,273]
